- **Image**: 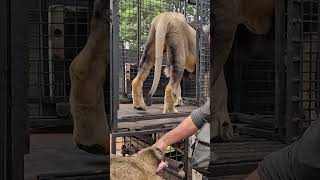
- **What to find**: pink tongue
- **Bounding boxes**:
[156,161,168,173]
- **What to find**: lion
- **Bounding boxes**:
[110,147,164,180]
[69,0,110,155]
[131,12,197,113]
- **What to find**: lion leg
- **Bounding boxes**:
[164,67,184,113]
[174,83,184,107]
[211,70,233,141]
[132,62,153,111]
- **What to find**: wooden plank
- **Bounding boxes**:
[215,144,285,154]
[213,140,283,148]
[211,135,286,177]
[238,126,279,140]
[211,161,258,177]
[231,113,275,130]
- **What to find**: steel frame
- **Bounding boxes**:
[0,1,9,179]
[286,0,320,141]
[1,0,29,179]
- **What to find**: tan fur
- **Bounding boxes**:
[69,0,110,153]
[110,147,164,180]
[132,12,196,113]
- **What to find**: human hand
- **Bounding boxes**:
[152,139,168,154]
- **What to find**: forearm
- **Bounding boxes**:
[153,115,199,152]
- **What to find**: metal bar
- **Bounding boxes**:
[195,0,201,106]
[183,137,189,180]
[137,0,141,63]
[0,0,9,179]
[317,2,320,113]
[286,0,305,142]
[275,0,287,138]
[118,111,191,122]
[111,0,120,131]
[112,127,173,137]
[10,0,29,177]
[111,134,117,154]
[184,0,187,17]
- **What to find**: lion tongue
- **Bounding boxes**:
[155,161,168,173]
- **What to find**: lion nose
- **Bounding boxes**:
[76,143,108,155]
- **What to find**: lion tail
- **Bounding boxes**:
[146,20,168,100]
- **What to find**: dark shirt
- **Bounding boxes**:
[257,120,320,180]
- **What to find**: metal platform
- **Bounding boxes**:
[117,103,198,130]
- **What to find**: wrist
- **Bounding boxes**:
[153,139,168,153]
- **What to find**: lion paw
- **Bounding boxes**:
[163,106,178,113]
[174,97,184,107]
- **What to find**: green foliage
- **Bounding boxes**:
[119,0,196,50]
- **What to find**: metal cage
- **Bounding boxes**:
[114,0,198,101]
[284,0,320,139]
[111,0,210,130]
[28,0,112,127]
[196,0,210,106]
[226,0,319,141]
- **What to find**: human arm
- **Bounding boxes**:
[152,99,210,153]
[152,115,199,153]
